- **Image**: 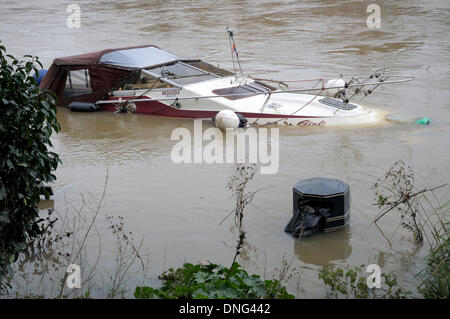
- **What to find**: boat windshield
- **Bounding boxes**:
[212,82,269,100]
[145,62,218,86]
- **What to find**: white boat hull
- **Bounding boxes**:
[105,76,381,127]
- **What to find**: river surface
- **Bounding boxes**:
[1,0,449,298]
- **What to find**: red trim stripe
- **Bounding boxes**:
[101,97,330,119]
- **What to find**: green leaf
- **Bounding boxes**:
[0,185,6,200]
[0,211,10,223]
[194,271,210,284]
[12,241,26,251]
[134,286,158,299]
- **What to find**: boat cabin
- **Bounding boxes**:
[40,45,233,106]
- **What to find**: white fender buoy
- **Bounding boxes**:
[325,79,346,97]
[214,110,240,130]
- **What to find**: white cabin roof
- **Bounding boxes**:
[100,46,186,69]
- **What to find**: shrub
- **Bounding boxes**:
[373,161,449,298]
[319,264,412,299]
[0,43,61,289]
[134,262,294,299]
[373,160,447,246]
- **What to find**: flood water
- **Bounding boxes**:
[1,0,449,298]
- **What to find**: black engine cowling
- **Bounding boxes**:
[285,178,350,238]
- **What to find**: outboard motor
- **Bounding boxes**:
[285,177,350,238]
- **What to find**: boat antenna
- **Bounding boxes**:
[226,27,243,78]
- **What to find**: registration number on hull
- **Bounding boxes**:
[162,89,181,96]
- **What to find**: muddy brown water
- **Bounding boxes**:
[1,0,449,297]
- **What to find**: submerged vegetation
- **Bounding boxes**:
[225,164,257,271]
[319,264,412,299]
[372,161,449,299]
[373,160,447,246]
